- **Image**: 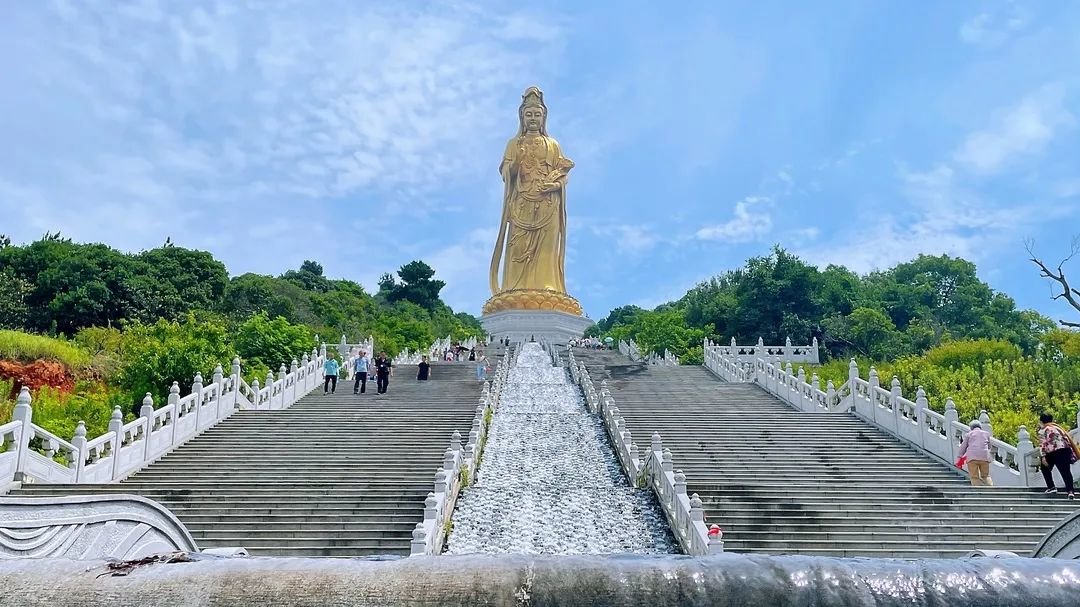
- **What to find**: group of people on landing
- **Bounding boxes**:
[321,351,394,395]
[320,349,490,396]
[957,412,1080,499]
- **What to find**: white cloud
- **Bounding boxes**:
[959,4,1029,47]
[580,223,660,254]
[0,1,565,252]
[695,197,772,243]
[953,83,1076,175]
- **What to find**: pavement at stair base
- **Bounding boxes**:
[9,362,488,557]
[573,348,1080,558]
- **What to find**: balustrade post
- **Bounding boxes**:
[231,356,242,409]
[891,377,902,430]
[410,524,428,556]
[289,359,299,405]
[12,387,33,480]
[826,380,836,408]
[784,336,792,359]
[796,368,806,410]
[107,405,124,481]
[662,448,673,474]
[848,359,859,405]
[71,421,87,482]
[250,378,261,409]
[1017,426,1035,486]
[915,387,929,449]
[979,410,992,438]
[867,367,880,424]
[944,398,959,462]
[192,372,205,427]
[811,336,820,364]
[140,393,154,461]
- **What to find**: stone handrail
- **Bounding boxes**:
[618,339,643,362]
[3,344,328,492]
[411,347,511,556]
[704,336,821,365]
[0,494,201,559]
[640,436,722,556]
[705,344,1043,488]
[567,347,718,556]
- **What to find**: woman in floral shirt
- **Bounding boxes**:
[1038,412,1077,499]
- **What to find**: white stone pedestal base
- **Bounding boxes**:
[481,310,595,345]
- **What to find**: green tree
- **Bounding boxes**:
[281,260,331,293]
[128,247,228,323]
[114,314,232,408]
[234,313,315,378]
[0,271,31,329]
[387,261,446,311]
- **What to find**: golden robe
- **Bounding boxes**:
[489,134,573,295]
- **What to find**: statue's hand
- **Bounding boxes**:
[540,182,560,193]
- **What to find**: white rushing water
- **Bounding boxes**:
[445,343,676,555]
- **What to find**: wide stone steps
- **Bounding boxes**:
[10,361,486,557]
[571,348,1080,558]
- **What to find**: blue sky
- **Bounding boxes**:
[2,1,1078,323]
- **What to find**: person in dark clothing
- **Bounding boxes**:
[375,352,393,394]
[417,356,430,381]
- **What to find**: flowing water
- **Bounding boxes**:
[445,343,676,555]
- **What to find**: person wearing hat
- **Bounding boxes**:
[957,420,993,486]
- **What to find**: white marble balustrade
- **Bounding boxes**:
[2,344,330,492]
[567,347,720,556]
[411,349,510,556]
[704,343,1052,488]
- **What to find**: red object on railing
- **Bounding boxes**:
[708,524,722,539]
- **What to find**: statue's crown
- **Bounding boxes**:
[521,86,545,109]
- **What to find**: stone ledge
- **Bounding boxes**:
[2,553,1079,606]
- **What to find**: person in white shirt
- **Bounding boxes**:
[353,350,371,395]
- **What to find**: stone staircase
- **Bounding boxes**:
[10,362,484,557]
[574,348,1080,558]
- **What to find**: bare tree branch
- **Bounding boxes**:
[1027,237,1080,327]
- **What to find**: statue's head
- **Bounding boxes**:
[518,86,547,136]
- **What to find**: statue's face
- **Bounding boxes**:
[522,106,544,132]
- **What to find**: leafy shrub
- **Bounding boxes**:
[0,381,129,440]
[234,312,315,374]
[114,314,232,408]
[0,329,91,370]
[922,338,1022,372]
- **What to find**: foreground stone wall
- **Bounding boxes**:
[2,553,1079,607]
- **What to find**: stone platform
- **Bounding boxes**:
[481,310,594,345]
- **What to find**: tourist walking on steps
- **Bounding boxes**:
[353,350,371,394]
[957,420,993,486]
[375,351,393,394]
[476,352,488,382]
[323,355,340,395]
[417,355,431,381]
[1038,412,1078,499]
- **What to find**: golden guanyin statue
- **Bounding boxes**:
[483,87,583,316]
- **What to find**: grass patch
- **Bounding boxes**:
[0,330,92,370]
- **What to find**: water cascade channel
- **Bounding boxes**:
[445,342,676,554]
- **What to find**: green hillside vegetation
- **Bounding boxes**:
[0,234,483,440]
[591,246,1080,443]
